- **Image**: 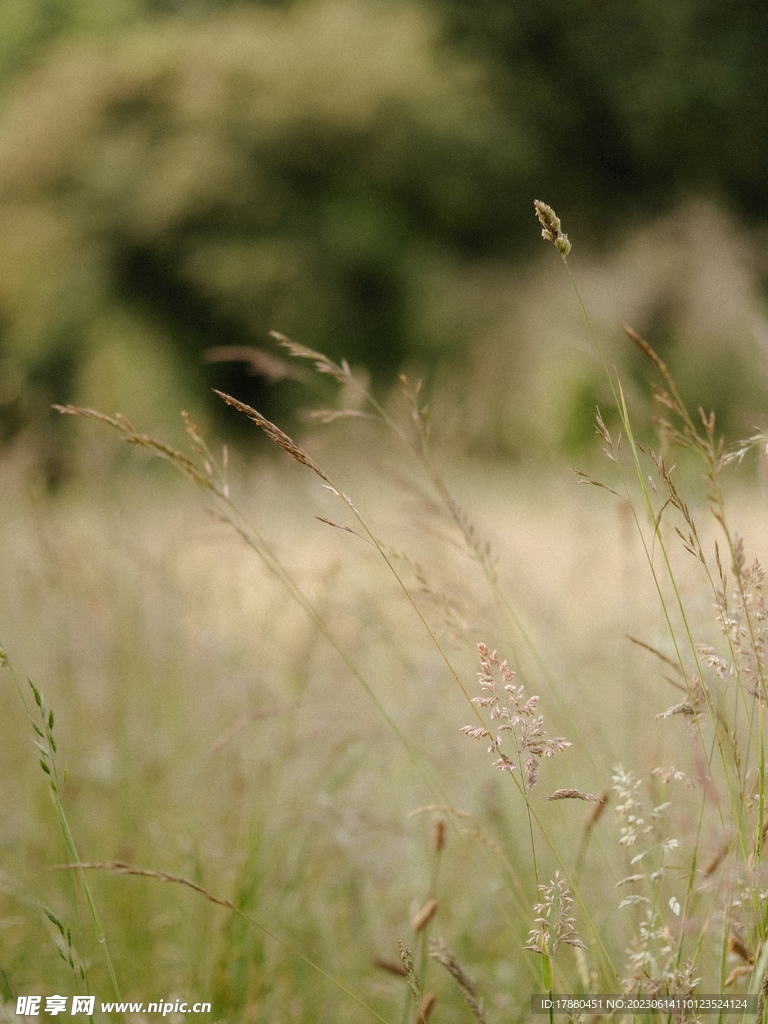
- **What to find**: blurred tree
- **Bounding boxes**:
[0,0,523,444]
[437,0,768,232]
[0,0,766,461]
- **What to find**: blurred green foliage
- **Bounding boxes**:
[441,0,768,225]
[0,0,767,460]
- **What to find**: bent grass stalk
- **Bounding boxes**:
[537,200,768,995]
[275,334,577,741]
[54,405,548,998]
[267,330,645,991]
[53,862,392,1024]
[0,648,122,1007]
[46,202,768,1008]
[207,392,634,987]
[270,333,622,872]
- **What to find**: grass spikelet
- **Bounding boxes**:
[428,938,487,1024]
[55,404,222,493]
[547,789,601,802]
[412,898,438,932]
[533,199,572,256]
[270,330,355,385]
[432,819,445,854]
[398,940,422,1002]
[213,389,331,484]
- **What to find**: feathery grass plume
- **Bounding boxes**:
[612,765,659,856]
[428,938,487,1024]
[612,765,683,980]
[399,373,431,452]
[525,871,586,958]
[609,767,699,995]
[270,330,357,385]
[279,335,511,623]
[461,642,569,788]
[621,324,768,704]
[710,545,768,696]
[533,200,572,256]
[55,405,227,496]
[623,908,700,1004]
[651,766,691,786]
[386,546,473,647]
[213,390,333,486]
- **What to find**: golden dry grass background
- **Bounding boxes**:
[4,397,768,1017]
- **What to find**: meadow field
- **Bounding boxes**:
[3,216,768,1023]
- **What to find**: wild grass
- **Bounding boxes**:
[2,204,768,1021]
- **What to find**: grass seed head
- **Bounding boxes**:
[428,938,487,1024]
[534,199,572,256]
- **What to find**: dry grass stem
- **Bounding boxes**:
[270,331,355,386]
[412,898,439,932]
[702,839,730,876]
[372,957,407,977]
[208,704,295,756]
[417,992,437,1023]
[314,516,373,544]
[53,861,235,910]
[203,345,311,383]
[585,793,609,830]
